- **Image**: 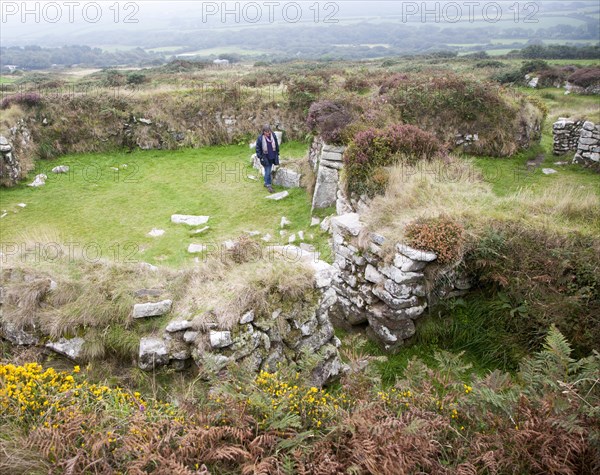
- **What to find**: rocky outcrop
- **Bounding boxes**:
[321,213,471,352]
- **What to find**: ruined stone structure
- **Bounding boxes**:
[318,213,471,352]
[553,118,600,167]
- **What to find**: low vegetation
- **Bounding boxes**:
[1,52,599,474]
[1,328,598,474]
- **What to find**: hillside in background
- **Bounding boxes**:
[1,1,599,67]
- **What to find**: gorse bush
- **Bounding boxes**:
[474,60,506,69]
[387,72,509,123]
[285,75,324,111]
[493,69,523,84]
[405,215,465,265]
[1,328,598,474]
[519,59,551,76]
[344,123,444,197]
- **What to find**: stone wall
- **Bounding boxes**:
[0,119,34,186]
[553,118,600,167]
[0,251,343,387]
[319,213,471,352]
[0,135,20,186]
[574,121,600,167]
[553,118,584,155]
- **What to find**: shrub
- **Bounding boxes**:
[285,75,324,111]
[343,75,370,92]
[377,73,408,95]
[519,59,550,76]
[405,215,465,264]
[126,72,147,85]
[387,72,516,132]
[344,123,444,196]
[493,69,523,84]
[474,60,506,69]
[0,93,42,109]
[568,67,600,88]
[306,100,353,144]
[537,66,573,87]
[465,221,600,356]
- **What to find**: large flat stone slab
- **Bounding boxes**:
[133,299,172,318]
[331,213,363,236]
[265,191,289,201]
[46,337,85,360]
[311,166,338,209]
[171,214,210,226]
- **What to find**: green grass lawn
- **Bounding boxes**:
[0,141,331,267]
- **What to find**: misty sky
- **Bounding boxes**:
[2,1,598,47]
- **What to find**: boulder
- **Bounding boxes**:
[0,135,11,152]
[1,322,39,345]
[273,167,301,188]
[165,320,193,332]
[51,165,69,174]
[188,244,207,253]
[331,213,363,237]
[210,330,233,348]
[28,174,47,187]
[396,244,437,262]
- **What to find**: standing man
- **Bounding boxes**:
[256,124,279,193]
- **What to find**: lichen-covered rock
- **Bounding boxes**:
[139,337,169,370]
[1,321,39,345]
[209,330,233,348]
[165,320,193,332]
[46,337,85,360]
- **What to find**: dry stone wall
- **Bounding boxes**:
[553,118,600,167]
[0,253,343,387]
[319,213,472,352]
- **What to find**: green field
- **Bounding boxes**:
[0,141,331,267]
[0,76,17,84]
